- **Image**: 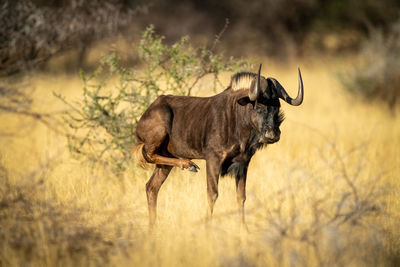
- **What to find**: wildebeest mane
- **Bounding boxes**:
[230,72,257,91]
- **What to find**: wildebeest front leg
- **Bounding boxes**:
[235,170,248,226]
[146,165,172,228]
[206,156,221,220]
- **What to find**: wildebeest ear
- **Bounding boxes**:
[237,96,252,106]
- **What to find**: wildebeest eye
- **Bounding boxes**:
[276,110,285,126]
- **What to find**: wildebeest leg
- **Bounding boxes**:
[235,172,247,227]
[143,141,199,171]
[137,99,199,171]
[206,156,221,220]
[146,164,172,228]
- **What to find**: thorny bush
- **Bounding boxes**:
[56,25,249,173]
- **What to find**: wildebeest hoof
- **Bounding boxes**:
[188,165,198,172]
[188,162,200,172]
[180,160,200,172]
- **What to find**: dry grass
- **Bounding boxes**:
[0,57,399,266]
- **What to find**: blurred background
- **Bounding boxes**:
[3,0,400,108]
[1,1,400,266]
[2,0,400,70]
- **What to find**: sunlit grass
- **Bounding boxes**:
[0,57,399,266]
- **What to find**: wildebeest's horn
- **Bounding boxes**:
[249,64,262,101]
[275,68,304,106]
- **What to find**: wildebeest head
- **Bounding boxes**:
[235,64,304,144]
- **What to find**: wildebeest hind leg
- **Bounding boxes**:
[138,111,199,170]
[143,144,199,171]
[146,165,172,227]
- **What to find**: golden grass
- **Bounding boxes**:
[0,57,399,266]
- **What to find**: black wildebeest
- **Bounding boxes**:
[136,64,304,227]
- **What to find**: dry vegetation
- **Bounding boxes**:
[0,57,399,266]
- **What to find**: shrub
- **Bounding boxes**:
[340,19,400,110]
[56,25,249,173]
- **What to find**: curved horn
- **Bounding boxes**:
[275,68,304,106]
[249,64,262,101]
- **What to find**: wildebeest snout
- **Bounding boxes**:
[263,128,280,144]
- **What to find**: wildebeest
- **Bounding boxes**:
[136,64,304,227]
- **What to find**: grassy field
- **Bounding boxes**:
[0,57,399,266]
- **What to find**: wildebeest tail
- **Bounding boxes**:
[132,143,150,169]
